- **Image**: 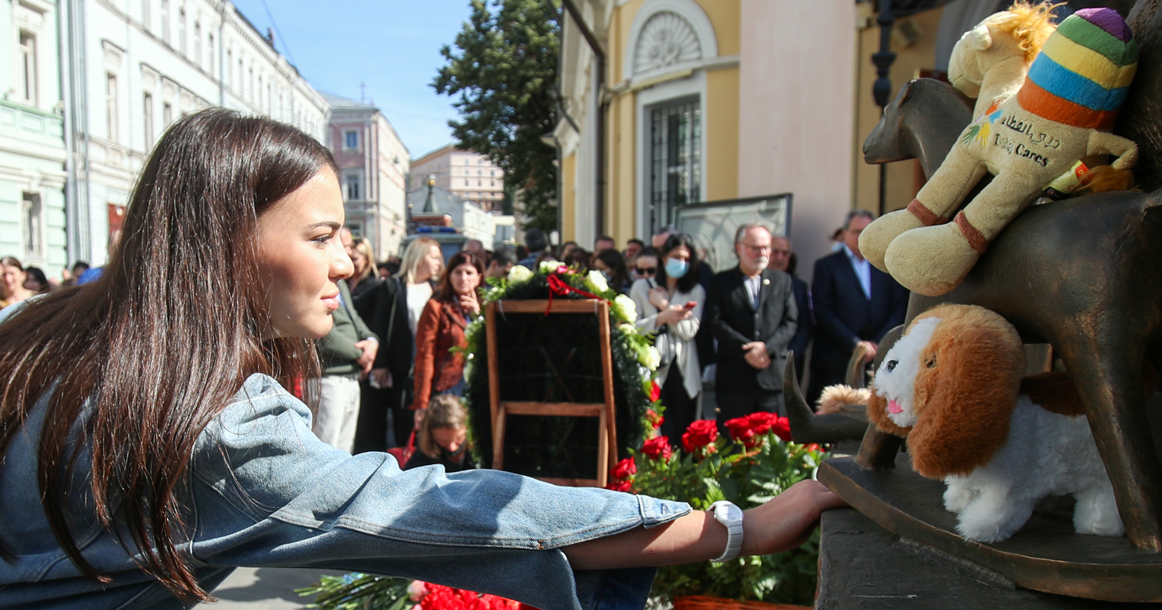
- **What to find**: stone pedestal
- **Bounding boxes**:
[816,509,1162,609]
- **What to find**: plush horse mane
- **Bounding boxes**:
[990,1,1058,62]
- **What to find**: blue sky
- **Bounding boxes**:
[230,0,473,159]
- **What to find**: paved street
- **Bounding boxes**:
[196,567,344,610]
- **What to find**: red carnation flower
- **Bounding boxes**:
[773,416,792,442]
[641,436,672,460]
[724,417,756,444]
[649,381,662,402]
[646,408,664,429]
[605,479,633,492]
[610,457,637,480]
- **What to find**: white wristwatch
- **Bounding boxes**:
[709,500,744,563]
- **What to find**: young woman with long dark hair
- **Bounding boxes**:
[411,250,482,425]
[0,109,841,609]
[593,248,632,294]
[630,234,706,443]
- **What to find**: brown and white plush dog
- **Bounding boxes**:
[867,304,1124,542]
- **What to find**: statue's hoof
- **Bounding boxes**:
[860,210,923,271]
[884,224,980,296]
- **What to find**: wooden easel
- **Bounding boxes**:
[485,299,618,487]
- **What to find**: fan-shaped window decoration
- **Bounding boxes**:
[633,11,702,76]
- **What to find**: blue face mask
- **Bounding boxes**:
[664,258,689,279]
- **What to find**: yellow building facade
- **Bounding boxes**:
[558,0,963,278]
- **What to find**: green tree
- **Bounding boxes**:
[433,0,559,232]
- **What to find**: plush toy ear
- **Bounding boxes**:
[905,306,1024,480]
[965,23,993,51]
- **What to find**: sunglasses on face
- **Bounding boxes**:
[636,267,657,275]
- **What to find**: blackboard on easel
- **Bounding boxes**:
[484,299,618,487]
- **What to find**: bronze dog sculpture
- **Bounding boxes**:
[855,59,1162,551]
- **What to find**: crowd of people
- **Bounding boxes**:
[0,205,906,463]
[282,206,907,462]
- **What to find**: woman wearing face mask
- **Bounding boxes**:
[630,234,705,443]
[592,248,632,294]
[411,250,482,427]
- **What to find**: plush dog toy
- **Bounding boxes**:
[860,6,1139,296]
[866,304,1124,543]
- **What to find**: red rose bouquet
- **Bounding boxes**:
[608,416,827,604]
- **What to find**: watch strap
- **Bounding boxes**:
[710,501,744,563]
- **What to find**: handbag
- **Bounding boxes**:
[386,430,416,464]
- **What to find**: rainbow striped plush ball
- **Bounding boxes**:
[1018,8,1138,130]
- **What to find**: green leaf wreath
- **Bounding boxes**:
[461,262,662,478]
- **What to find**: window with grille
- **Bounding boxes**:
[19,31,37,106]
[22,193,42,257]
[648,99,701,234]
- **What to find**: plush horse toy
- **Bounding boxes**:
[866,304,1125,543]
[860,6,1139,296]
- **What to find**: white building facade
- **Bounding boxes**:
[63,0,329,267]
[323,92,409,261]
[409,144,505,212]
[0,0,68,276]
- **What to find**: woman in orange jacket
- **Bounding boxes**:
[411,250,483,424]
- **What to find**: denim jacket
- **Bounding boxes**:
[0,374,691,610]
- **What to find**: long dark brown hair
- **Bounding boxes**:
[434,250,484,304]
[0,109,337,601]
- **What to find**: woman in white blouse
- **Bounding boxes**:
[630,234,705,443]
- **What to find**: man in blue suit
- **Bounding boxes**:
[808,210,908,404]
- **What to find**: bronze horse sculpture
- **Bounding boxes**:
[842,52,1162,553]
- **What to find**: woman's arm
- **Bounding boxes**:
[667,286,705,342]
[561,480,844,570]
[630,279,661,332]
[411,300,442,410]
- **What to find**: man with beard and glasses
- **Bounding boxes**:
[704,223,798,424]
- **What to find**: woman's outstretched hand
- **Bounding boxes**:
[562,480,847,570]
[739,480,848,556]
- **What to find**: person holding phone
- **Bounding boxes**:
[630,234,706,443]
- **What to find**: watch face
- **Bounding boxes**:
[717,502,743,522]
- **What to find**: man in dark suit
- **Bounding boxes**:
[705,223,799,423]
[808,210,908,404]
